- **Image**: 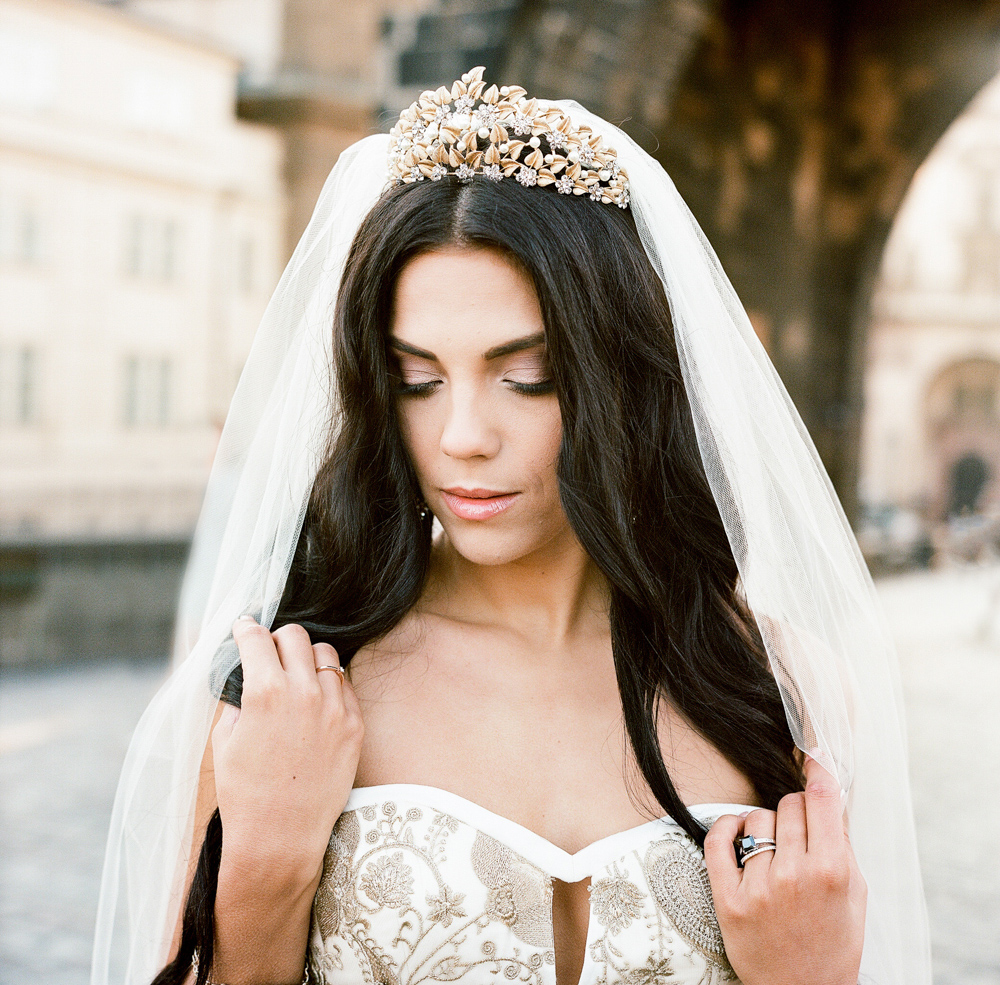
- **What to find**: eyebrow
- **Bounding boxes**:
[390,332,546,362]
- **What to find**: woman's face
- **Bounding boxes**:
[390,245,572,567]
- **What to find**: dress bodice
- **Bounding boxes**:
[308,784,750,985]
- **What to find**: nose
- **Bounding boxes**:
[439,386,501,460]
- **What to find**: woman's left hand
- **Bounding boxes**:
[703,755,867,985]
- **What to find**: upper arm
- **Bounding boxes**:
[166,699,227,962]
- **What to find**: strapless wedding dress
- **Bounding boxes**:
[308,783,752,985]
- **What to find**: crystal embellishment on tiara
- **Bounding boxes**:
[387,66,630,208]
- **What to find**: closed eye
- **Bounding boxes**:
[394,379,441,397]
[505,379,555,396]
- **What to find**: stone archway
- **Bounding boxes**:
[500,0,1000,516]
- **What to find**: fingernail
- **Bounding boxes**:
[738,811,750,819]
[236,615,256,623]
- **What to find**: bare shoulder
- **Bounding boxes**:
[346,607,463,700]
[346,611,423,697]
[656,698,761,808]
[346,608,490,789]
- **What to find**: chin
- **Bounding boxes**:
[437,521,560,567]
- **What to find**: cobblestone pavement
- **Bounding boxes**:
[0,659,167,985]
[877,563,1000,985]
[1,564,998,985]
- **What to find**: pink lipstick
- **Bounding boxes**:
[440,487,520,521]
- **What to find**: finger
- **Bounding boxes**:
[775,791,807,858]
[312,642,345,698]
[271,623,318,686]
[739,807,777,877]
[743,807,776,840]
[231,616,282,690]
[703,813,744,904]
[213,700,240,738]
[210,701,241,761]
[803,753,846,857]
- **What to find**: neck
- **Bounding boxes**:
[422,528,610,651]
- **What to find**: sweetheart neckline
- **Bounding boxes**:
[345,781,755,882]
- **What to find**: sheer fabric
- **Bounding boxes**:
[91,101,930,985]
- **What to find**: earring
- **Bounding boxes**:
[417,497,431,521]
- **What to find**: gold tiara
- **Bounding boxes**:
[387,66,630,208]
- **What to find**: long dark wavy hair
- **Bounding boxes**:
[153,175,802,985]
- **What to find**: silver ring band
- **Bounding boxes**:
[316,665,345,678]
[738,844,777,865]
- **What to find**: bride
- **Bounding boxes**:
[94,68,929,985]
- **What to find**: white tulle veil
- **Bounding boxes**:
[91,85,930,985]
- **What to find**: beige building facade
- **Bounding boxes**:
[109,0,482,252]
[860,74,1000,526]
[0,0,285,542]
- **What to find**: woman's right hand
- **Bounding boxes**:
[212,617,365,880]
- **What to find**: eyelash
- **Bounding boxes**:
[393,379,555,397]
[508,380,555,396]
[393,381,438,397]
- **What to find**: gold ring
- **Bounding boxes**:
[316,665,345,678]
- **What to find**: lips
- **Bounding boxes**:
[440,487,520,521]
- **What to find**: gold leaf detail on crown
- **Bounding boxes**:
[387,66,630,208]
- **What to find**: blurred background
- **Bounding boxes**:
[0,0,998,982]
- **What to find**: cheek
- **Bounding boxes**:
[523,405,564,490]
[396,403,434,476]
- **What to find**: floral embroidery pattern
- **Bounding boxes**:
[360,852,414,909]
[309,801,738,985]
[621,956,679,984]
[590,867,646,934]
[426,886,467,928]
[644,835,734,977]
[310,805,554,984]
[583,832,738,985]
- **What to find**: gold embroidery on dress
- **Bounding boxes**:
[310,804,555,984]
[644,835,736,982]
[309,802,740,985]
[585,837,739,985]
[590,867,646,934]
[586,858,677,985]
[620,955,681,984]
[470,831,554,949]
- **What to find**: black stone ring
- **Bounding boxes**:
[734,833,777,867]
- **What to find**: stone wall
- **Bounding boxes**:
[0,540,188,666]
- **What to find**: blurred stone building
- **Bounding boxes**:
[861,75,1000,545]
[108,0,510,252]
[0,0,283,662]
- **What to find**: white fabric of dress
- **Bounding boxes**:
[309,784,751,985]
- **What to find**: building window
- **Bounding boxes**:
[123,214,180,283]
[122,355,172,427]
[0,194,43,265]
[0,346,39,425]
